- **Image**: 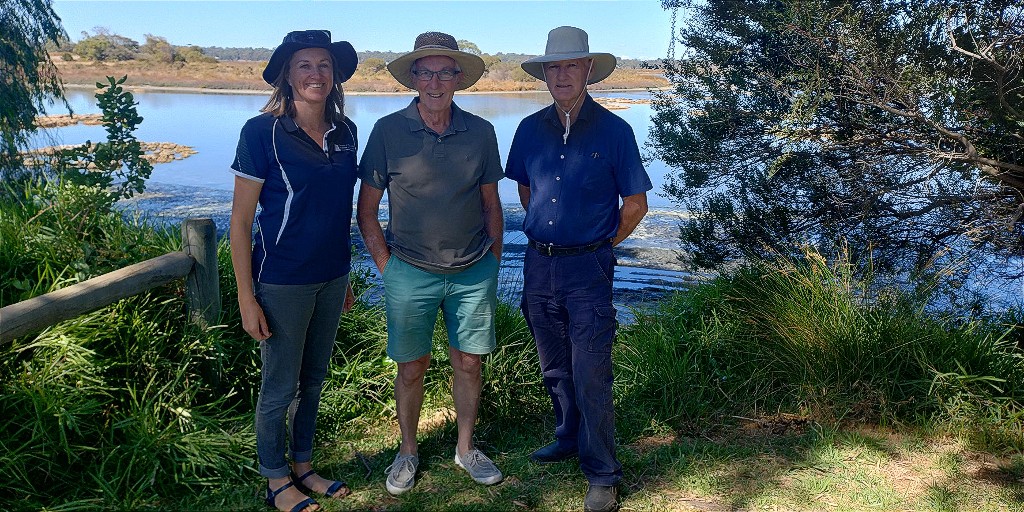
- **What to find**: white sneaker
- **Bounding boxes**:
[454,449,503,485]
[385,452,418,495]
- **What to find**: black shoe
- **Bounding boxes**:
[584,485,619,512]
[528,441,578,464]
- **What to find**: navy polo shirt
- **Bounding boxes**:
[505,95,652,246]
[230,112,358,285]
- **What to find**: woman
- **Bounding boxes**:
[229,30,358,512]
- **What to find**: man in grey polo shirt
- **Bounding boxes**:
[356,32,504,496]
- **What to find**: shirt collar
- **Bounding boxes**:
[542,93,595,126]
[401,97,467,136]
[280,115,336,134]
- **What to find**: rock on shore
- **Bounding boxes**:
[22,141,197,167]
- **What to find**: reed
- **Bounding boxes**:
[3,172,1022,509]
[615,251,1024,448]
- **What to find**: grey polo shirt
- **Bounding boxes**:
[359,98,504,273]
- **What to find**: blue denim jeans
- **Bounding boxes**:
[521,243,622,486]
[254,274,348,478]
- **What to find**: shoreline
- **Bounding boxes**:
[115,181,696,309]
[63,82,670,96]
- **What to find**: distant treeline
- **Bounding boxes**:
[51,28,662,69]
[204,47,660,69]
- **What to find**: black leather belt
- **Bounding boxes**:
[528,239,611,257]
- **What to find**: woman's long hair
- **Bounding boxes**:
[261,54,346,124]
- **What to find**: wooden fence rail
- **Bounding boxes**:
[0,218,220,345]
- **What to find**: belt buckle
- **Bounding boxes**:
[542,244,554,256]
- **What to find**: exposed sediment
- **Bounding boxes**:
[594,97,652,110]
[33,113,105,128]
[22,142,197,167]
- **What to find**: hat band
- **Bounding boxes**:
[414,44,459,51]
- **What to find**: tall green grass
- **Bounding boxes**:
[4,172,1023,509]
[614,252,1024,449]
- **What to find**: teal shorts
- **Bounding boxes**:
[382,252,499,363]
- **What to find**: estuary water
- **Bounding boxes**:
[37,88,699,307]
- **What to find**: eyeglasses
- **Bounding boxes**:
[283,30,331,45]
[411,68,460,81]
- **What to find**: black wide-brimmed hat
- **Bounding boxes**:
[262,30,358,85]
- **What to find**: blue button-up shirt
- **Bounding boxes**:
[505,95,652,246]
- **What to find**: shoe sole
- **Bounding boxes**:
[454,457,503,485]
[386,480,413,496]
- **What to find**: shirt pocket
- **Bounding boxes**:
[576,145,614,192]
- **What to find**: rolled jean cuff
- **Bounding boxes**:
[587,475,622,487]
[260,462,291,479]
[291,448,312,464]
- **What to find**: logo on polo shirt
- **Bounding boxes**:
[335,144,356,152]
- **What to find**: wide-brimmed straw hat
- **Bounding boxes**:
[521,26,616,84]
[263,30,358,85]
[387,32,485,91]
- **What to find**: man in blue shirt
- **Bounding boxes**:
[505,26,652,512]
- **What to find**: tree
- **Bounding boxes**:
[360,57,386,74]
[141,33,175,63]
[458,39,482,56]
[0,0,68,171]
[650,0,1023,286]
[56,76,153,209]
[176,45,216,64]
[73,27,139,61]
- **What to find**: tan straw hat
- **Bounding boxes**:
[387,32,486,91]
[521,26,617,84]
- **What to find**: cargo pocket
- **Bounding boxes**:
[572,304,618,354]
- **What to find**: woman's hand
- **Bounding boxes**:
[239,295,271,341]
[343,282,356,313]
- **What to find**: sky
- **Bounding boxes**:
[52,0,675,60]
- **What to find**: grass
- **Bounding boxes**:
[2,174,1023,510]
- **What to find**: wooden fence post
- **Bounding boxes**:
[182,218,221,327]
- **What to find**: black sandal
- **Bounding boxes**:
[266,480,318,512]
[291,469,350,498]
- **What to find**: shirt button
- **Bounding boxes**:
[555,176,561,181]
[437,138,442,143]
[560,155,565,159]
[548,220,553,225]
[551,198,557,203]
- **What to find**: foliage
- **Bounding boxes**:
[616,249,1024,448]
[360,57,387,74]
[67,27,217,64]
[0,172,255,509]
[3,163,1024,508]
[650,1,1024,286]
[0,0,68,171]
[72,27,139,61]
[140,33,174,63]
[200,45,273,61]
[51,75,153,211]
[176,45,217,64]
[458,39,483,55]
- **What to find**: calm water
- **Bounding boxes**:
[38,88,694,305]
[44,88,676,209]
[35,89,1021,308]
